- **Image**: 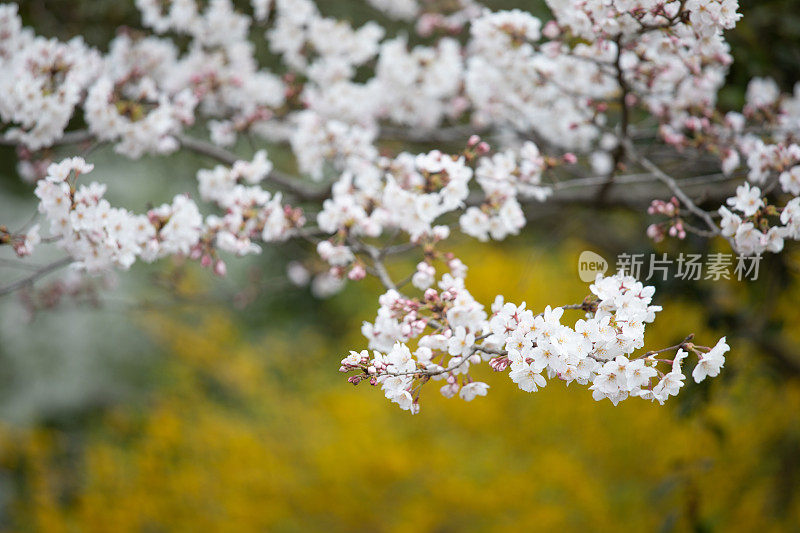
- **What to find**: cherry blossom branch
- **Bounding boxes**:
[596,34,631,202]
[176,135,331,202]
[638,334,695,359]
[1,131,330,201]
[552,171,734,192]
[623,140,731,244]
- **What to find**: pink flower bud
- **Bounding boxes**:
[467,134,481,147]
[451,96,469,117]
[675,221,686,240]
[646,223,665,242]
[416,13,440,36]
[543,20,560,39]
[348,264,366,281]
[489,357,510,372]
[563,152,577,164]
[214,259,227,276]
[201,254,212,268]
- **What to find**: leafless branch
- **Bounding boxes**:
[176,135,331,202]
[623,140,734,246]
[0,129,94,148]
[0,257,73,297]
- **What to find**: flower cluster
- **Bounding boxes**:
[290,111,378,181]
[34,158,161,271]
[196,150,302,261]
[718,183,795,255]
[84,35,198,158]
[646,197,686,242]
[0,0,747,160]
[461,140,553,241]
[315,147,476,273]
[0,224,40,258]
[267,0,383,84]
[372,36,464,129]
[652,76,800,253]
[0,4,100,149]
[30,154,300,273]
[342,272,729,413]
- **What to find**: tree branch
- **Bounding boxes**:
[176,135,331,202]
[0,129,94,148]
[0,257,73,297]
[623,140,733,245]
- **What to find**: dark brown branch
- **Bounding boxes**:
[597,35,630,203]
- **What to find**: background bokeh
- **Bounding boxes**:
[1,1,800,531]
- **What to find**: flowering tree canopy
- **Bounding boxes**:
[7,0,800,413]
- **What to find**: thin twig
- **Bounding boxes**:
[176,135,331,202]
[0,257,73,297]
[0,129,94,148]
[624,140,733,246]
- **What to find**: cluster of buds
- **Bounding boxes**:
[1,224,40,258]
[489,355,511,372]
[384,292,430,337]
[462,134,491,163]
[189,242,228,276]
[647,197,686,242]
[18,271,115,320]
[417,12,465,37]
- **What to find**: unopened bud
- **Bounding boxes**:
[214,259,227,276]
[348,264,366,281]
